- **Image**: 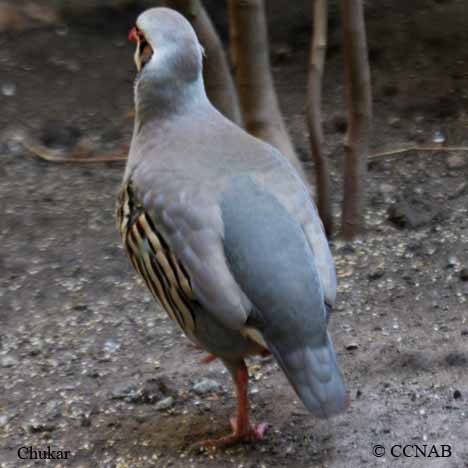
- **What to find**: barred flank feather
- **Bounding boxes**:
[117,183,196,333]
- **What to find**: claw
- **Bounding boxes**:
[229,417,268,441]
[196,420,267,448]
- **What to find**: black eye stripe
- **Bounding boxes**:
[139,39,148,54]
[139,40,153,69]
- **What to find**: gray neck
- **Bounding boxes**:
[134,74,208,131]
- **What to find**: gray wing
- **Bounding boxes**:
[131,173,252,332]
[250,147,337,307]
[301,199,337,307]
[219,175,347,417]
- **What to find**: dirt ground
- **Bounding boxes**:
[1,1,468,467]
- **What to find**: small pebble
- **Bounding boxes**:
[1,355,19,368]
[379,183,396,194]
[103,339,120,353]
[55,25,68,36]
[1,82,16,97]
[447,256,458,268]
[155,396,174,411]
[368,267,385,281]
[388,116,401,127]
[432,130,446,144]
[111,381,137,400]
[46,400,63,420]
[453,390,462,400]
[192,378,221,395]
[448,181,467,199]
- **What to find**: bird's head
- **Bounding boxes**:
[129,8,204,88]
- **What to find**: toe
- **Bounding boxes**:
[253,422,268,440]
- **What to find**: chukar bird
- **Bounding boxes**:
[118,7,348,447]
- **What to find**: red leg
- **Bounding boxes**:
[201,354,218,364]
[188,343,218,364]
[199,361,267,448]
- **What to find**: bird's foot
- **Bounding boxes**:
[197,419,267,449]
[228,417,268,442]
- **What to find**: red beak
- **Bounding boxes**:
[128,27,141,43]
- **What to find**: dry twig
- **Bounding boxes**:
[23,140,127,163]
[340,0,372,239]
[369,145,468,160]
[306,0,333,236]
[228,0,306,181]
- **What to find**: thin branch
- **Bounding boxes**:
[369,145,468,160]
[167,0,243,125]
[227,0,239,70]
[306,0,333,236]
[23,140,127,163]
[340,0,372,239]
[228,0,307,181]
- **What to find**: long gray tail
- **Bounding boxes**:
[267,332,348,418]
